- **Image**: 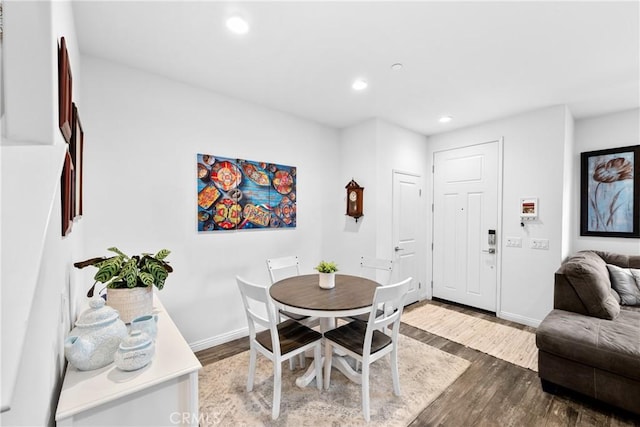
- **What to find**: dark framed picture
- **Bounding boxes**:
[58,37,73,143]
[580,145,639,238]
[70,103,84,217]
[61,150,74,236]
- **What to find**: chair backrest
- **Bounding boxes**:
[236,276,280,351]
[360,256,394,286]
[266,256,300,284]
[365,277,412,346]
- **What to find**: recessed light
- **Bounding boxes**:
[391,63,403,71]
[226,16,249,35]
[439,116,453,123]
[352,79,368,91]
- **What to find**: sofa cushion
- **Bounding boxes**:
[560,251,620,319]
[607,264,640,305]
[536,309,640,382]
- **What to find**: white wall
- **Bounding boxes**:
[79,56,339,349]
[573,108,640,255]
[328,119,429,292]
[427,106,570,326]
[375,120,429,293]
[326,119,378,274]
[1,1,83,425]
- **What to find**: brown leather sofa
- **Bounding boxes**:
[536,250,640,415]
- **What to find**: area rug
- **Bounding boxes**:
[402,304,538,371]
[199,335,470,426]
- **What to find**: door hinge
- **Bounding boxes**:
[431,203,434,212]
[432,165,435,173]
[431,242,434,250]
[419,189,422,196]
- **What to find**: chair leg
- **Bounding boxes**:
[289,358,296,370]
[272,360,282,420]
[361,361,370,422]
[247,348,257,392]
[323,342,333,390]
[391,345,401,396]
[314,344,322,390]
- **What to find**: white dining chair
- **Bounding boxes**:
[323,277,412,422]
[236,276,323,420]
[266,255,313,369]
[347,256,395,324]
[360,256,394,285]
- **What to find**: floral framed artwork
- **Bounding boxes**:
[580,145,639,238]
[197,154,296,232]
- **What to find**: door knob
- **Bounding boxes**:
[394,246,404,252]
[481,248,496,254]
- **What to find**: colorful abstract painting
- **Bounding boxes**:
[197,154,296,232]
[580,145,639,238]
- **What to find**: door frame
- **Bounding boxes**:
[391,169,426,302]
[429,138,504,313]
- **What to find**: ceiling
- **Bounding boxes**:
[72,1,639,136]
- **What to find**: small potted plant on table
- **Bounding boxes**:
[315,260,338,289]
[74,247,173,323]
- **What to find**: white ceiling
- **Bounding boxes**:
[72,1,639,135]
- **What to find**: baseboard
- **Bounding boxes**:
[189,327,249,353]
[498,310,541,328]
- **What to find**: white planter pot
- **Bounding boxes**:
[318,272,336,289]
[107,286,153,324]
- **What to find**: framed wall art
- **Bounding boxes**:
[58,37,73,143]
[70,103,84,217]
[580,145,639,238]
[61,151,74,236]
[197,154,296,232]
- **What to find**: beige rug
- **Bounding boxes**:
[402,303,538,371]
[199,335,469,426]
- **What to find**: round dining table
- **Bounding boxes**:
[269,273,379,388]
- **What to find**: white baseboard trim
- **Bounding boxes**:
[498,311,541,328]
[189,327,249,353]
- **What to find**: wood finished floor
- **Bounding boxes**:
[195,299,640,426]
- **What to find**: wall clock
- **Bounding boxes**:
[345,179,364,222]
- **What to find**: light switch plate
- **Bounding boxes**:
[530,238,549,250]
[506,237,522,248]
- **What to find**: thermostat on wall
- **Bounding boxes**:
[520,198,538,221]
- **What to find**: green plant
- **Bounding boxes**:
[314,260,338,274]
[74,247,173,297]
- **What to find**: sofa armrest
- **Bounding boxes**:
[554,272,589,315]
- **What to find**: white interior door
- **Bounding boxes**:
[392,171,421,305]
[432,141,500,312]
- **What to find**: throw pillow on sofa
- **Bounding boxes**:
[561,251,620,319]
[607,264,640,305]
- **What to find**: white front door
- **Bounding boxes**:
[432,141,500,312]
[392,171,422,305]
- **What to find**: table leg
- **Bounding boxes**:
[295,317,362,388]
[294,317,333,388]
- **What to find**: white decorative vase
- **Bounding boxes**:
[318,272,336,289]
[107,286,153,324]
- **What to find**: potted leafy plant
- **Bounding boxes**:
[74,247,173,323]
[315,260,338,289]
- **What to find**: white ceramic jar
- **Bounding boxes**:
[114,330,155,371]
[64,297,127,371]
[130,314,158,340]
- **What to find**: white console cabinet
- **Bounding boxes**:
[56,296,202,426]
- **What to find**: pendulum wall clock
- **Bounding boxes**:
[345,179,364,222]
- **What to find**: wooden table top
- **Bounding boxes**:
[269,274,379,312]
